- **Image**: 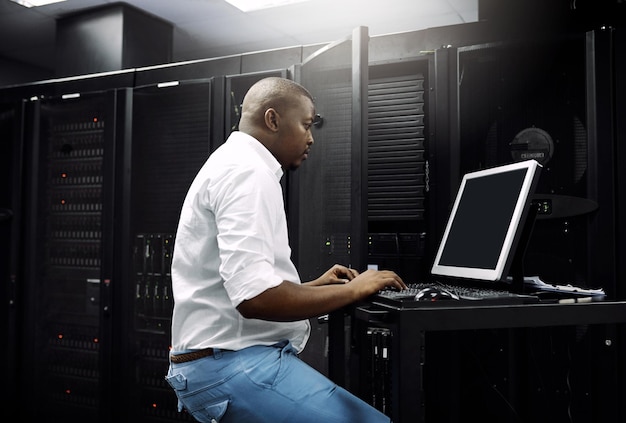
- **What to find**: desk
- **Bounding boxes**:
[353,300,626,422]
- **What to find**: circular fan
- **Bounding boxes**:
[509,126,554,166]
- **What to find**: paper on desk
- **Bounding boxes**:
[523,276,606,296]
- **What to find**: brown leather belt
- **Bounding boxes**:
[170,347,215,364]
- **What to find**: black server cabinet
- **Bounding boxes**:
[19,87,128,421]
[127,69,286,421]
[0,99,25,410]
[366,58,433,284]
[426,29,624,422]
[354,55,437,418]
[615,27,626,299]
[586,26,624,300]
[351,28,626,423]
[128,79,214,422]
[615,27,626,413]
[588,25,626,419]
[450,32,613,290]
[291,26,368,387]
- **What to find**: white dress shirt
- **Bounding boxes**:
[170,131,310,353]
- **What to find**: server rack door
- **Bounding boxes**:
[0,99,24,411]
[366,58,432,284]
[291,26,368,387]
[127,71,289,422]
[584,26,625,422]
[449,31,622,422]
[354,57,435,419]
[19,91,117,421]
[453,35,597,288]
[613,28,626,422]
[128,79,213,422]
[614,27,626,298]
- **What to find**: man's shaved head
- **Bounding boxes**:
[236,77,316,170]
[238,77,314,132]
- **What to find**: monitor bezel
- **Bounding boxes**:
[430,159,542,283]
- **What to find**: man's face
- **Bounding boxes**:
[274,95,315,170]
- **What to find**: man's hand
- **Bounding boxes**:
[306,264,359,286]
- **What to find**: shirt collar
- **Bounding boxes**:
[229,131,284,180]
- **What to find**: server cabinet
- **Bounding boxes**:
[127,69,287,421]
[613,28,626,411]
[0,99,25,411]
[293,27,368,276]
[586,26,623,299]
[450,32,611,290]
[587,25,626,419]
[614,27,626,299]
[291,26,368,386]
[19,86,128,421]
[127,79,213,422]
[441,29,624,422]
[354,55,439,418]
[366,58,434,283]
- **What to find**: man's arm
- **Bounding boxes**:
[236,268,405,321]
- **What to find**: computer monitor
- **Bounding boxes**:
[431,159,542,284]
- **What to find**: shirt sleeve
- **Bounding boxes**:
[210,164,285,306]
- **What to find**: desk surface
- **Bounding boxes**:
[357,299,626,331]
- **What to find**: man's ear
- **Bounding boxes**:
[264,108,279,132]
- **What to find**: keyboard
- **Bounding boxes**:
[374,282,539,308]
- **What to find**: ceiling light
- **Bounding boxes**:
[224,0,311,12]
[10,0,66,7]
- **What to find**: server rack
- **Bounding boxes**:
[353,27,626,422]
[614,27,626,301]
[127,78,214,422]
[4,22,621,423]
[366,58,433,283]
[0,97,26,411]
[131,232,186,421]
[290,27,369,385]
[126,69,287,421]
[352,53,439,416]
[4,63,302,422]
[19,84,130,421]
[450,32,610,290]
[443,33,618,419]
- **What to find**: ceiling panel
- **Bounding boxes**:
[0,0,479,77]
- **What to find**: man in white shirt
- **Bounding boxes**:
[166,77,405,422]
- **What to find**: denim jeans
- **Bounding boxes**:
[166,340,391,423]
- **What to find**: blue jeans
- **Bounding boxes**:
[166,340,391,423]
